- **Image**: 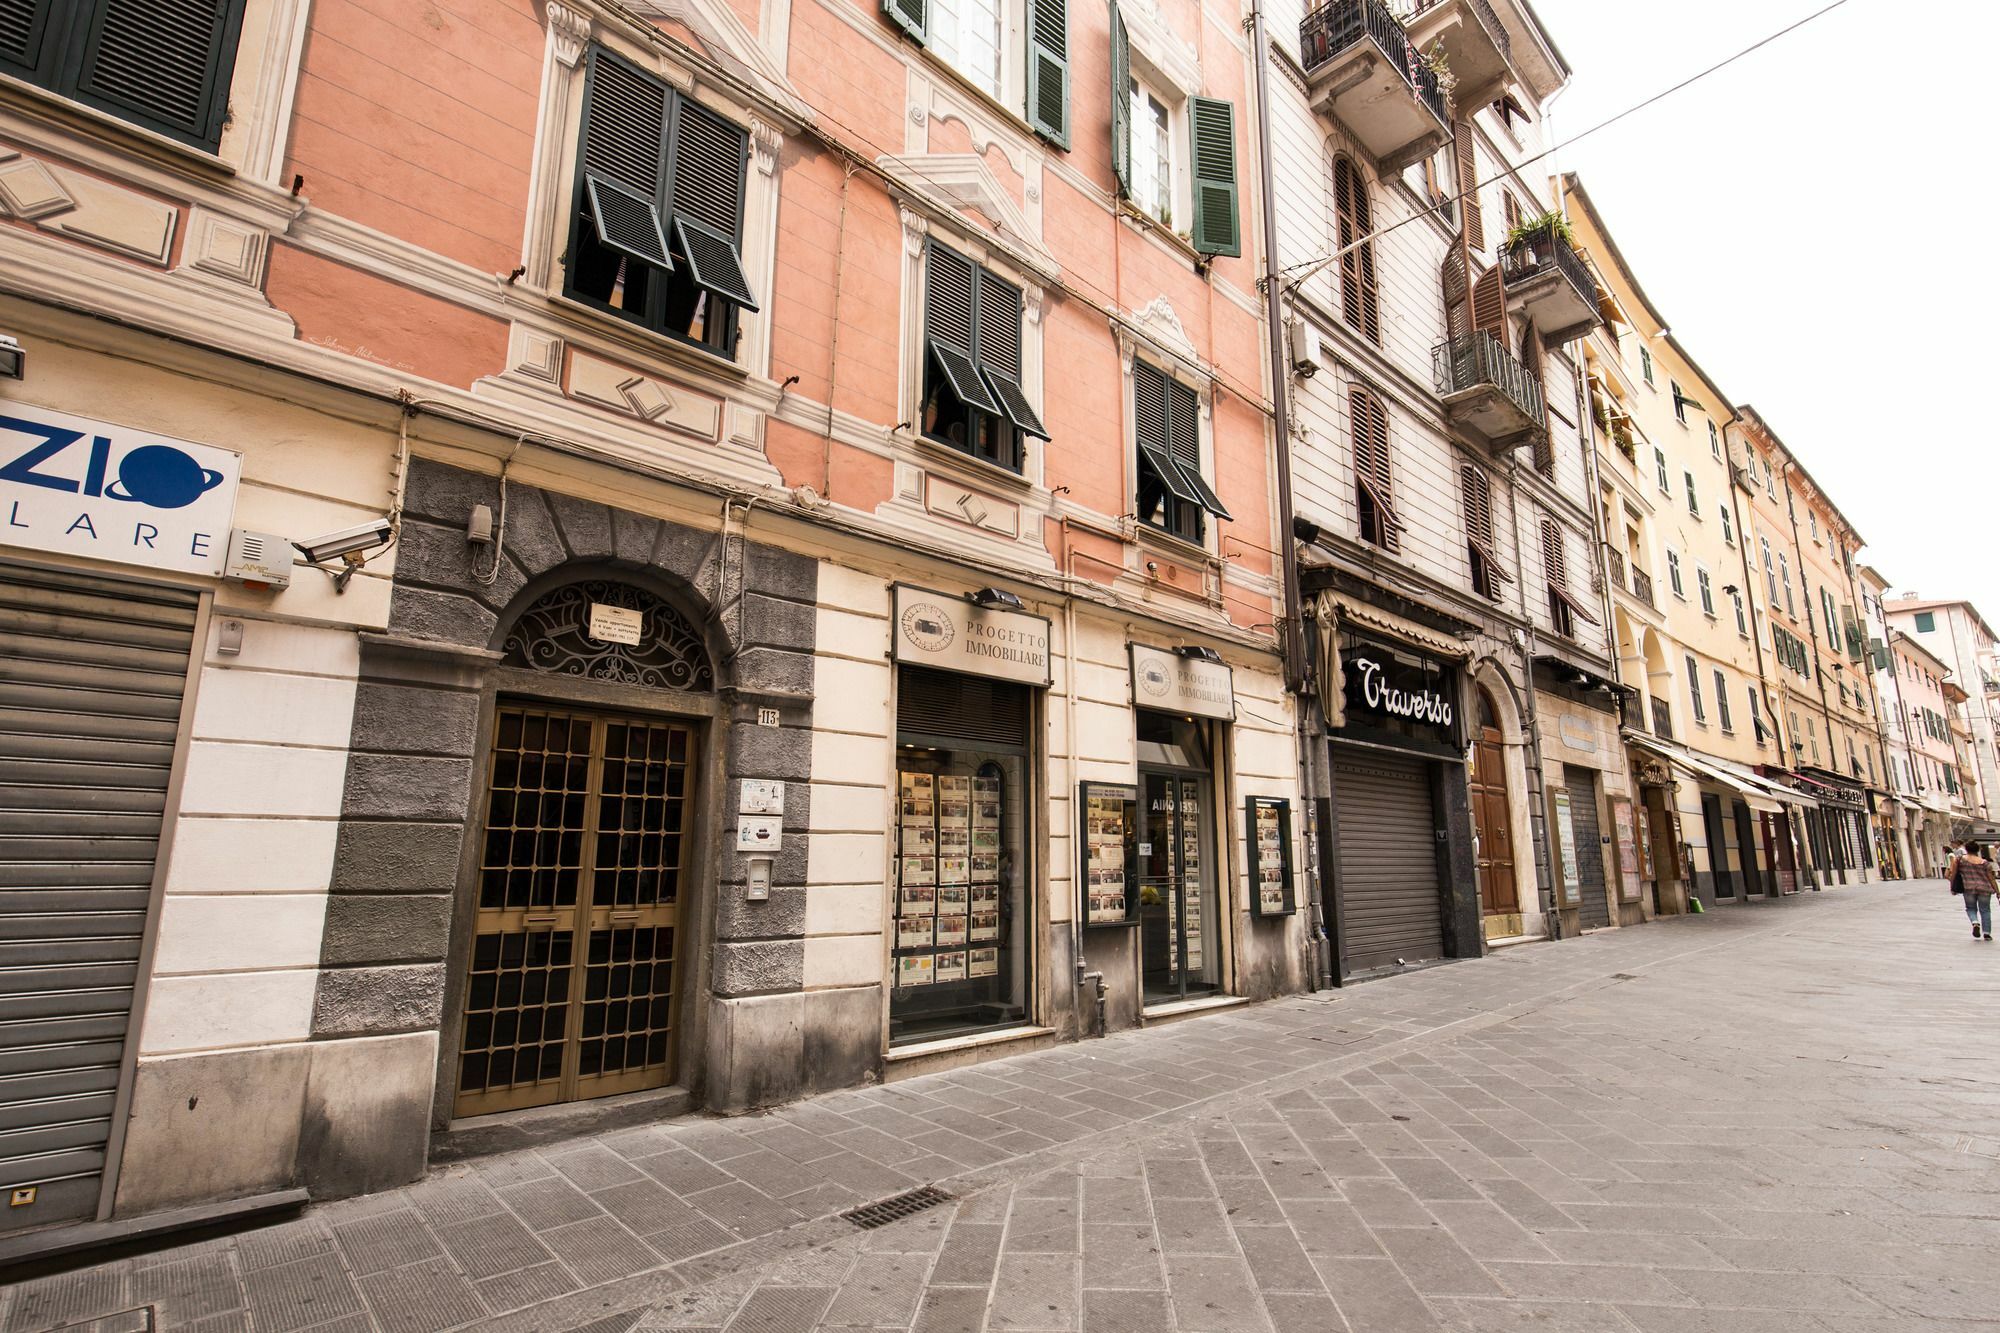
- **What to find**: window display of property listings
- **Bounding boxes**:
[1248,796,1296,916]
[891,756,1026,1042]
[1079,782,1139,927]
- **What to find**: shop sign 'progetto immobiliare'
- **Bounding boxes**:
[892,585,1052,687]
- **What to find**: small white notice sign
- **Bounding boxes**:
[740,780,786,816]
[588,602,643,645]
[736,817,783,852]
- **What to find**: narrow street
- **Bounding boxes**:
[8,880,1996,1333]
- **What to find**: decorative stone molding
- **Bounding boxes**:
[182,209,269,287]
[0,149,177,265]
[750,119,783,177]
[548,1,593,66]
[879,153,1059,282]
[1121,0,1201,99]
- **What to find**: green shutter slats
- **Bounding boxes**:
[0,0,55,75]
[673,217,759,312]
[924,244,978,351]
[1025,0,1069,148]
[1167,378,1227,518]
[985,369,1050,440]
[62,0,245,149]
[1188,97,1239,257]
[587,178,673,270]
[583,51,670,199]
[975,270,1023,377]
[669,98,747,239]
[1133,363,1224,518]
[1109,0,1130,198]
[882,0,925,42]
[929,342,1005,415]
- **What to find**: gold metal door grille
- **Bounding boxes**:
[456,705,692,1117]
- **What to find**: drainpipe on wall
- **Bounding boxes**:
[1246,0,1330,988]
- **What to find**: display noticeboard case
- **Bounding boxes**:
[1078,781,1139,928]
[1247,796,1296,917]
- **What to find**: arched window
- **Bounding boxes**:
[1333,156,1380,344]
[502,579,714,691]
[1350,386,1398,552]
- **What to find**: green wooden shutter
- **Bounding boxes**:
[668,97,758,310]
[1168,378,1229,519]
[925,244,1003,415]
[0,0,59,78]
[882,0,925,43]
[1109,0,1130,198]
[1134,362,1197,506]
[1025,0,1069,148]
[1188,97,1240,258]
[578,49,674,270]
[973,268,1048,440]
[67,0,247,150]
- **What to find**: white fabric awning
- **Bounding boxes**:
[1626,734,1800,813]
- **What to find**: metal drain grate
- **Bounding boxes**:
[55,1308,153,1332]
[842,1184,953,1230]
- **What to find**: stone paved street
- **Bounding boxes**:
[7,879,1999,1333]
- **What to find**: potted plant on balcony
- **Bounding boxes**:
[1503,210,1576,268]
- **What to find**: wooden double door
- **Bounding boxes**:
[1470,701,1517,917]
[454,704,695,1117]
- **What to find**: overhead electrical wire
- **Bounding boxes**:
[1278,0,1854,291]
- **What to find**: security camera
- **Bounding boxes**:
[293,519,393,565]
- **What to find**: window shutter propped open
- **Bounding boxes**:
[1109,0,1130,198]
[1470,263,1506,347]
[1351,386,1399,552]
[1333,157,1380,344]
[1134,363,1227,520]
[1025,0,1069,148]
[1461,465,1511,581]
[926,245,1004,416]
[1189,97,1240,257]
[883,0,925,42]
[1542,518,1599,626]
[1454,120,1483,254]
[668,98,757,309]
[580,50,674,271]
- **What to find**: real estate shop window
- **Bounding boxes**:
[921,241,1050,471]
[0,0,247,151]
[1133,360,1228,544]
[567,48,760,358]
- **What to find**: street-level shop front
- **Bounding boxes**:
[1317,602,1479,980]
[1532,658,1639,933]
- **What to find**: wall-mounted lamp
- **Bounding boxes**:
[0,335,23,381]
[970,587,1024,612]
[1722,584,1740,596]
[1176,645,1224,665]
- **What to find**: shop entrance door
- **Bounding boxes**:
[1137,769,1217,1002]
[1701,793,1736,900]
[455,704,693,1118]
[1470,691,1516,917]
[1565,766,1609,929]
[1733,802,1764,896]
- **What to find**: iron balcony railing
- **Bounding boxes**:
[1607,548,1625,588]
[1630,566,1655,607]
[1499,229,1595,310]
[1432,331,1544,423]
[1300,0,1450,126]
[1394,0,1511,54]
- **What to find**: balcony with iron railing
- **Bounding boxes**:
[1607,548,1625,588]
[1497,227,1601,345]
[1299,0,1452,171]
[1629,566,1655,608]
[1432,330,1542,445]
[1392,0,1513,109]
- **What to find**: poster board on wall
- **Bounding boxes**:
[1551,788,1582,906]
[1609,795,1643,903]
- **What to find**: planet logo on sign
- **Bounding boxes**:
[901,601,955,653]
[104,445,227,510]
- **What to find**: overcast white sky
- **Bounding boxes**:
[1530,0,1997,621]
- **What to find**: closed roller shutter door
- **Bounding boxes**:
[1333,752,1443,973]
[0,561,198,1234]
[1565,766,1608,929]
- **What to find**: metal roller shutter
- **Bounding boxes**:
[1565,766,1609,929]
[0,560,199,1234]
[1333,752,1443,974]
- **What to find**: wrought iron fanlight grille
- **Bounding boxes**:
[502,580,714,691]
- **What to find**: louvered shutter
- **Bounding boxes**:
[1168,377,1229,519]
[1453,120,1483,254]
[1109,0,1130,198]
[1333,158,1379,344]
[925,244,1003,415]
[975,269,1048,440]
[67,0,247,150]
[1440,250,1469,339]
[1351,387,1398,552]
[1470,264,1506,349]
[1542,519,1598,625]
[1188,97,1240,258]
[0,0,57,78]
[668,98,758,310]
[1461,465,1510,582]
[1134,362,1198,506]
[579,50,673,271]
[1523,327,1554,474]
[882,0,925,43]
[1025,0,1069,147]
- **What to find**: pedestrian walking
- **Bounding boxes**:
[1949,841,1996,940]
